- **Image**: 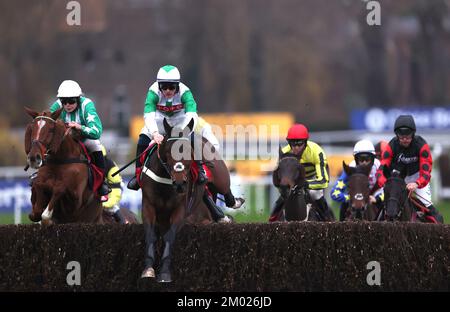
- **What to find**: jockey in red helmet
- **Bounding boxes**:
[269,123,335,222]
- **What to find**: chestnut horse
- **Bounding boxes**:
[24,107,103,224]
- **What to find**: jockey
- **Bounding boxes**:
[49,80,109,197]
[127,64,207,191]
[101,146,126,224]
[269,123,335,221]
[330,140,383,221]
[376,115,444,223]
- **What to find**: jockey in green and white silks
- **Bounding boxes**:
[49,80,110,196]
[128,64,212,191]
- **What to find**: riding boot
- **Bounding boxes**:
[91,151,110,196]
[269,196,285,222]
[196,160,208,184]
[426,205,444,224]
[315,196,334,221]
[203,193,226,222]
[127,138,149,191]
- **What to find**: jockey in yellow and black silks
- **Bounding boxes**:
[101,146,125,224]
[269,123,335,222]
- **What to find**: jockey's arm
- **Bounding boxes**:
[330,171,350,203]
[376,142,393,188]
[180,90,198,131]
[49,101,61,114]
[415,143,432,188]
[81,100,103,140]
[143,90,159,134]
[305,149,329,190]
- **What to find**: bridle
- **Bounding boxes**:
[157,136,191,184]
[278,156,304,199]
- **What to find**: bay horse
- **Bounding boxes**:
[272,152,321,221]
[140,118,215,282]
[24,107,102,224]
[342,162,378,221]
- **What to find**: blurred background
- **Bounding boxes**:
[1,0,450,223]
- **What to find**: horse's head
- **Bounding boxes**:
[158,118,195,194]
[343,161,371,219]
[383,167,407,221]
[24,107,65,169]
[274,151,306,200]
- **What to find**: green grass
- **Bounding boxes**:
[1,201,450,224]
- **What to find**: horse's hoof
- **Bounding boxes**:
[232,198,245,209]
[157,273,172,283]
[28,213,41,223]
[41,218,53,226]
[141,267,155,279]
[218,215,232,223]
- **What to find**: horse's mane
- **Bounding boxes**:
[280,152,300,160]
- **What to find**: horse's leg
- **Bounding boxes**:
[29,186,50,222]
[141,223,157,278]
[141,193,157,278]
[158,204,184,283]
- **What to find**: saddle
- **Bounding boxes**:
[78,142,104,196]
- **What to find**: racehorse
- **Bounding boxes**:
[272,152,321,221]
[342,162,377,221]
[24,107,103,224]
[140,118,214,282]
[381,167,414,222]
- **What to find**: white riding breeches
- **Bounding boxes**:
[82,138,102,153]
[405,172,433,207]
[308,189,324,201]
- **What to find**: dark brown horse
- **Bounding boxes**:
[140,118,214,282]
[342,162,378,221]
[272,153,322,221]
[24,107,103,224]
[381,167,414,222]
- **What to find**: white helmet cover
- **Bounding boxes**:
[156,65,180,82]
[57,80,82,97]
[353,139,376,156]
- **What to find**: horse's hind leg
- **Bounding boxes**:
[141,224,157,278]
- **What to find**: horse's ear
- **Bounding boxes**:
[49,121,65,153]
[24,123,32,154]
[343,161,353,176]
[51,107,64,121]
[186,118,195,133]
[163,118,172,137]
[24,107,39,119]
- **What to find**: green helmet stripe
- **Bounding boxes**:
[162,65,176,73]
